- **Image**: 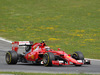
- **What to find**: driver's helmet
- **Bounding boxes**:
[45,46,50,51]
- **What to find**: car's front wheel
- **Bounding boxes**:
[43,52,55,66]
[72,51,84,66]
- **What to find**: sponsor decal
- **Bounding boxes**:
[31,55,34,59]
[12,43,19,48]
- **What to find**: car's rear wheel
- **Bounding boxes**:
[5,51,18,64]
[43,52,55,66]
[72,51,84,66]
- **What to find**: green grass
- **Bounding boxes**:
[0,0,100,59]
[0,72,99,75]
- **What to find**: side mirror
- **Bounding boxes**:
[58,48,61,50]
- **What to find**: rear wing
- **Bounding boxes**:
[12,41,33,52]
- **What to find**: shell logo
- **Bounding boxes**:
[28,54,34,59]
[31,55,34,59]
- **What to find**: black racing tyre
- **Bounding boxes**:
[72,51,84,66]
[43,52,55,66]
[5,51,18,64]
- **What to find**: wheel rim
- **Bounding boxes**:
[73,54,78,60]
[6,53,10,63]
[43,54,48,64]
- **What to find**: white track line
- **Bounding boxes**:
[85,58,100,61]
[0,37,100,61]
[0,37,12,43]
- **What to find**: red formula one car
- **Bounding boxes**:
[5,41,90,66]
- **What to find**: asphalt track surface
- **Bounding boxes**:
[0,39,100,74]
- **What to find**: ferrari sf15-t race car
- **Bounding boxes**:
[5,41,90,66]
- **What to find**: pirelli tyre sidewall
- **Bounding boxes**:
[43,52,55,66]
[5,51,18,64]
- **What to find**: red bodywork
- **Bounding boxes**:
[12,41,84,66]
